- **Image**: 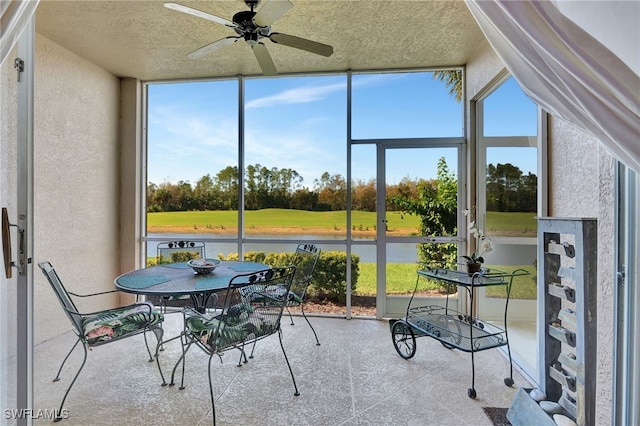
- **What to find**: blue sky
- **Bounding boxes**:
[147,73,537,187]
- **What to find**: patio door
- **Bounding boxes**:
[1,19,35,424]
[376,143,462,318]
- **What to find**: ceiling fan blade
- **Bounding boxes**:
[164,3,237,28]
[253,0,293,27]
[252,43,277,76]
[269,33,333,57]
[188,36,241,59]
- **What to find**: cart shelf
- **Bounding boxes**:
[390,267,531,399]
[406,305,507,352]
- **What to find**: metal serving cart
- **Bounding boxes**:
[390,267,531,398]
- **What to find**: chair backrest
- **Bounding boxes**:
[290,243,320,297]
[38,262,83,334]
[208,266,296,353]
[156,241,206,263]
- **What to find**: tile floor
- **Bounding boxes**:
[29,314,531,425]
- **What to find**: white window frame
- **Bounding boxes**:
[613,164,639,425]
[473,72,548,384]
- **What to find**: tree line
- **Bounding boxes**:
[147,160,537,214]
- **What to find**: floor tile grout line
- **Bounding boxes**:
[337,362,437,425]
[348,350,356,418]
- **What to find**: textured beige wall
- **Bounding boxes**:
[118,78,143,306]
[32,34,121,344]
[548,114,616,424]
[548,116,600,216]
[466,39,506,101]
[596,146,615,425]
[549,116,616,423]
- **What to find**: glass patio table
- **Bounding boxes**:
[114,260,270,313]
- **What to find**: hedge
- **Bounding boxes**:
[221,250,360,303]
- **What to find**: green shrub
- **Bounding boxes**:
[147,250,202,266]
[311,251,359,303]
[170,251,201,263]
[220,250,360,303]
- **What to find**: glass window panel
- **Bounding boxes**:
[384,243,421,299]
[244,75,347,238]
[478,75,540,379]
[351,144,377,240]
[146,80,239,239]
[483,77,537,137]
[485,147,537,237]
[244,241,358,316]
[350,244,376,316]
[384,243,458,296]
[386,148,458,238]
[352,71,463,139]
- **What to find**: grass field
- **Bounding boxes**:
[148,209,414,234]
[486,212,538,237]
[356,263,537,299]
[147,209,537,237]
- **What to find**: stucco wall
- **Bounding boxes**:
[548,113,615,425]
[465,39,506,101]
[596,146,615,425]
[32,34,121,344]
[548,116,600,216]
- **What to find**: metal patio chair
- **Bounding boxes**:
[38,262,166,421]
[156,240,206,264]
[155,240,207,311]
[286,243,321,345]
[169,266,299,426]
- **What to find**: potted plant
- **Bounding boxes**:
[461,208,493,274]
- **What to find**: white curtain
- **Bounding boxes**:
[466,0,640,172]
[0,0,39,67]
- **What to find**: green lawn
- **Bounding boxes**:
[486,212,538,237]
[356,263,537,299]
[148,209,536,236]
[483,264,537,299]
[356,263,450,295]
[148,209,418,232]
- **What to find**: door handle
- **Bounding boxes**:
[2,207,25,278]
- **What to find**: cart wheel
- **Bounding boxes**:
[467,388,476,399]
[392,321,416,359]
[504,377,514,387]
[440,341,456,350]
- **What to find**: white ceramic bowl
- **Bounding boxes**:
[187,258,221,274]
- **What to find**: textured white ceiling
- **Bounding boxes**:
[35,0,487,81]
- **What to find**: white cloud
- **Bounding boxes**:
[245,73,407,109]
[148,106,240,183]
[245,82,345,108]
[243,126,343,187]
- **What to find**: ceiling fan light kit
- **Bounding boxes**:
[165,0,334,76]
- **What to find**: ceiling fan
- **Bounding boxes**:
[164,0,334,76]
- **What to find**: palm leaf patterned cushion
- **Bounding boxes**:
[185,304,278,353]
[81,302,164,346]
[286,290,303,305]
[242,285,302,306]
